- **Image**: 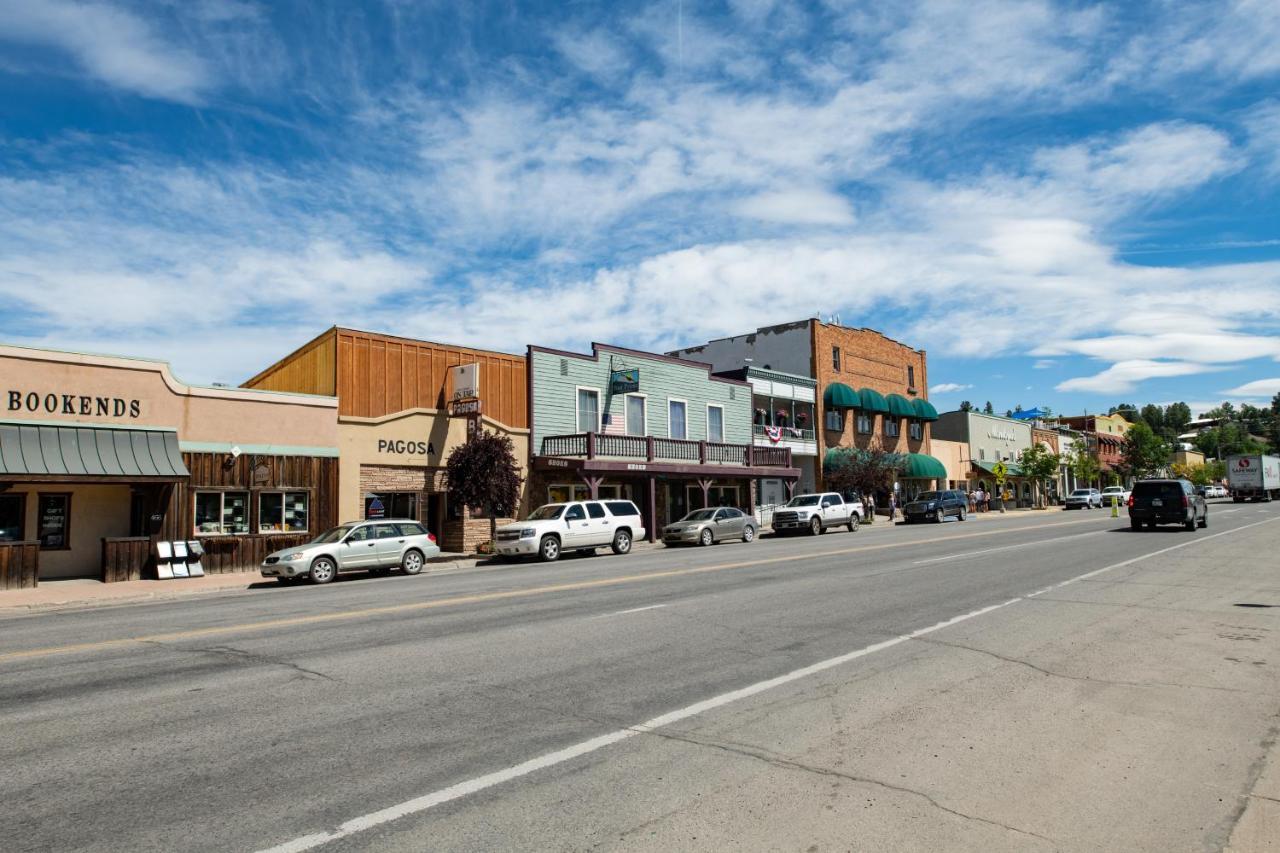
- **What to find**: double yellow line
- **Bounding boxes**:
[0,516,1106,664]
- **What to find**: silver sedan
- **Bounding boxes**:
[663,507,757,547]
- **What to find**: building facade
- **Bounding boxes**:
[933,411,1035,505]
[670,319,943,502]
[711,366,818,505]
[245,328,529,552]
[0,344,339,585]
[1057,415,1128,484]
[527,344,798,538]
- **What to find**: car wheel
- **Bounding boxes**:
[699,528,714,547]
[1130,518,1141,531]
[400,549,425,575]
[1184,516,1196,531]
[611,530,632,555]
[1199,512,1208,529]
[809,517,822,536]
[308,556,336,585]
[538,535,561,562]
[847,515,858,532]
[958,507,966,521]
[742,525,756,543]
[934,508,945,523]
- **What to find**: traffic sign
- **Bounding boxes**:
[992,461,1007,481]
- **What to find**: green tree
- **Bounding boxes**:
[1270,393,1280,449]
[983,401,994,415]
[959,400,974,412]
[1110,403,1139,422]
[1018,443,1061,508]
[1119,422,1170,479]
[1196,423,1265,459]
[445,430,524,546]
[1140,403,1166,436]
[823,444,906,521]
[1065,443,1100,489]
[1165,402,1192,434]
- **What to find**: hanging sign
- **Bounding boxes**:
[450,363,480,402]
[448,398,482,417]
[610,368,639,394]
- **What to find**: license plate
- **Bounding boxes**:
[1151,499,1162,506]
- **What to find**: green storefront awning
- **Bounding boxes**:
[912,398,939,421]
[901,452,947,479]
[886,393,915,419]
[972,459,1024,477]
[823,382,860,409]
[857,387,890,413]
[823,447,851,469]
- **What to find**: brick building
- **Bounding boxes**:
[670,319,944,503]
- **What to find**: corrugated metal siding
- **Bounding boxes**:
[530,349,752,450]
[336,331,527,426]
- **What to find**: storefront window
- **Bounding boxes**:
[0,494,23,541]
[195,491,249,535]
[365,492,417,521]
[259,492,309,533]
[547,484,590,504]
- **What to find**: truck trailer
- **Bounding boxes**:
[1227,454,1280,502]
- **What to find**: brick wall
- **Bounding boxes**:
[359,464,447,494]
[812,322,931,488]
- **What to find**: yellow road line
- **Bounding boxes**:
[0,515,1107,664]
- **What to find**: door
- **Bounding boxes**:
[716,508,745,540]
[338,525,379,569]
[373,523,407,566]
[824,494,844,525]
[585,502,612,545]
[562,503,591,546]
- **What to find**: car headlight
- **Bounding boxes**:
[285,552,307,561]
[520,528,536,539]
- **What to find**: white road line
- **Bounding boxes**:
[590,604,668,619]
[255,514,1280,853]
[912,530,1108,565]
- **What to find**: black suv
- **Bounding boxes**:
[1128,479,1207,531]
[903,489,969,523]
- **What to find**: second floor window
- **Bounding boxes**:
[669,400,687,439]
[707,405,725,443]
[825,409,843,431]
[626,395,646,436]
[577,388,600,433]
[857,413,873,434]
[884,418,900,437]
[907,365,915,388]
[832,346,841,371]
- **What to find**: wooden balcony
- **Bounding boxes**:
[539,433,793,468]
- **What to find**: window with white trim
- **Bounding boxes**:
[825,409,843,431]
[669,399,688,439]
[909,420,923,440]
[625,394,646,436]
[259,491,310,533]
[194,491,249,535]
[884,418,900,437]
[707,404,724,443]
[577,388,600,433]
[856,413,873,434]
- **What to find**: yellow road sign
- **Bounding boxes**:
[992,461,1008,480]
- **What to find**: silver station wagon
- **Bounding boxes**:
[261,519,441,584]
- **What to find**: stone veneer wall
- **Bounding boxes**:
[357,463,514,554]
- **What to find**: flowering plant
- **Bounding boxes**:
[775,409,789,420]
[795,411,810,424]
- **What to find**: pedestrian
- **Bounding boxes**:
[889,493,897,522]
[968,489,976,513]
[983,489,991,513]
[975,487,984,512]
[866,492,875,524]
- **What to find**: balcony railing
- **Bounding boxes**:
[540,433,792,468]
[753,424,815,442]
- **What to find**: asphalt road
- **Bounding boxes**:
[2,502,1278,852]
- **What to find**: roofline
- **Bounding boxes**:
[0,342,338,408]
[529,342,753,389]
[672,318,927,357]
[334,326,526,360]
[241,326,337,388]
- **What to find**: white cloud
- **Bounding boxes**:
[732,188,855,225]
[1036,332,1280,364]
[0,0,211,103]
[1033,360,1056,369]
[1056,360,1224,394]
[1221,378,1280,398]
[930,382,972,394]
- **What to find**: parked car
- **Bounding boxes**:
[1128,479,1207,531]
[772,492,862,536]
[1207,484,1229,499]
[261,519,441,584]
[663,507,757,546]
[493,500,646,562]
[1100,486,1131,507]
[1064,488,1102,509]
[903,490,968,523]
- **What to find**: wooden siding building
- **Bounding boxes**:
[246,328,529,552]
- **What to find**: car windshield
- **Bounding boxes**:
[787,496,821,507]
[527,505,565,521]
[682,509,718,521]
[1071,490,1092,496]
[310,525,354,544]
[915,492,939,501]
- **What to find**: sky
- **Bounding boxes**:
[0,0,1278,419]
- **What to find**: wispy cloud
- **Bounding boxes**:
[1056,360,1224,394]
[930,382,972,394]
[1221,378,1280,398]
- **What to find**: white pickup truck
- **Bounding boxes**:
[771,492,863,536]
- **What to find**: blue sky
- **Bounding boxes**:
[1,0,1278,418]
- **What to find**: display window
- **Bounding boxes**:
[194,491,250,535]
[37,493,71,550]
[0,494,24,542]
[259,491,310,533]
[364,492,418,521]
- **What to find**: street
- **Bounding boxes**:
[3,505,1279,852]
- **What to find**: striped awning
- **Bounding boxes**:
[0,421,189,481]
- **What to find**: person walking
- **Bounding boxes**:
[968,489,976,513]
[888,493,897,523]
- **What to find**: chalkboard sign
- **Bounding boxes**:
[38,494,70,550]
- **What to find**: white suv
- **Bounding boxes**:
[494,500,646,562]
[772,492,863,536]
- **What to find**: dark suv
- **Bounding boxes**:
[903,489,968,523]
[1128,479,1207,531]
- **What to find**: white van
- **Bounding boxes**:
[493,500,647,561]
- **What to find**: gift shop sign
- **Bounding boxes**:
[8,389,142,419]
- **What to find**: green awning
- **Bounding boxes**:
[823,382,859,409]
[823,447,851,470]
[972,460,1024,477]
[901,452,947,479]
[886,393,915,419]
[857,387,889,413]
[912,398,939,421]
